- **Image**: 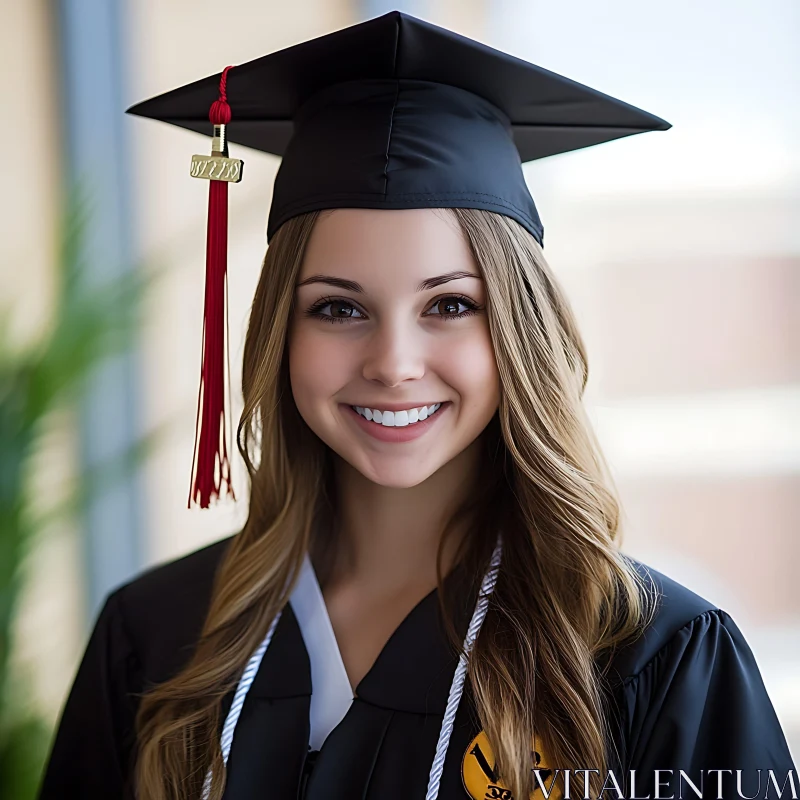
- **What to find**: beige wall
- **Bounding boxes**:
[0,1,60,347]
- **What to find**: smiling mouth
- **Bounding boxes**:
[341,401,451,443]
[349,403,444,427]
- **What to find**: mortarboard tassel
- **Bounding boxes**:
[188,66,243,508]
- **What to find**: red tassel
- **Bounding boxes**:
[188,66,237,509]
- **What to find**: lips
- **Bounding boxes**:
[341,401,450,443]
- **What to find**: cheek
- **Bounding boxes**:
[437,330,500,404]
[288,327,353,407]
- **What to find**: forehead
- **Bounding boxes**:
[297,208,476,282]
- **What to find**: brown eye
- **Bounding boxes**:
[425,295,482,321]
[304,298,365,324]
[435,299,460,315]
[329,300,358,319]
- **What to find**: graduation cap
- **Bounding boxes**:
[126,10,671,510]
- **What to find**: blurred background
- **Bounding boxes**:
[2,0,798,794]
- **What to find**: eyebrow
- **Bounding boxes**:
[295,270,483,293]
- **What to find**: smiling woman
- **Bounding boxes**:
[38,10,796,800]
[289,208,500,490]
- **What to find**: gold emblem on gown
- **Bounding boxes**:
[461,730,563,800]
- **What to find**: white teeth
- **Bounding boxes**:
[352,402,443,427]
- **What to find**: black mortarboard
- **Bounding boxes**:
[126,10,671,509]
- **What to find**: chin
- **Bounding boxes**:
[339,449,444,488]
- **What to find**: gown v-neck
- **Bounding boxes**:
[288,552,449,751]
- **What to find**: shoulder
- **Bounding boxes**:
[108,534,235,684]
[603,554,733,685]
[605,558,798,781]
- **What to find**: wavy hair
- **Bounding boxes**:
[133,208,657,800]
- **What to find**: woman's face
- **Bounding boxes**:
[288,208,500,488]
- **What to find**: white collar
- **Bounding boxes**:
[289,552,354,750]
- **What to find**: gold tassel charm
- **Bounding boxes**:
[190,122,244,182]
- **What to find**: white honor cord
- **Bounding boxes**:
[202,609,283,800]
[424,534,503,800]
[203,534,503,800]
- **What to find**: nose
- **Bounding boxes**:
[359,317,428,387]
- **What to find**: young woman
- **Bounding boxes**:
[38,11,796,800]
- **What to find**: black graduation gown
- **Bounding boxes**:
[37,535,797,800]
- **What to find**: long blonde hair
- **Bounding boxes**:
[134,208,657,799]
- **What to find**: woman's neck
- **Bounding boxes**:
[318,437,482,596]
